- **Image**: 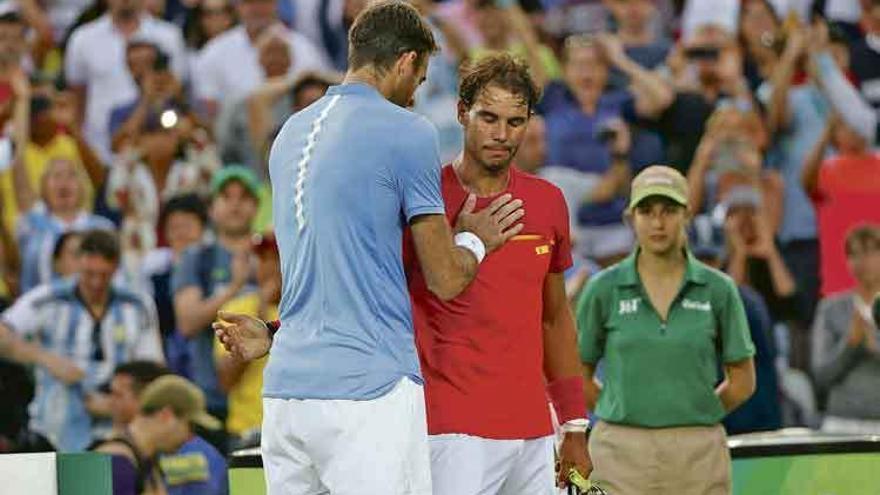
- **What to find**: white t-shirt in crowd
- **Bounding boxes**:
[767,0,814,22]
[43,0,94,41]
[64,14,186,162]
[289,0,346,61]
[825,0,863,23]
[681,0,739,40]
[193,25,330,109]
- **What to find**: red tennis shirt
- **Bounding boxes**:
[404,164,573,439]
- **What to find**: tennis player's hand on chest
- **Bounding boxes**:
[453,193,525,253]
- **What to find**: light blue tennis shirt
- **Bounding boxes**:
[263,83,445,400]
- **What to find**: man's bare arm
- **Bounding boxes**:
[542,273,583,380]
[410,194,524,301]
[409,214,479,301]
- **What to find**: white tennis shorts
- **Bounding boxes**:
[429,433,556,495]
[261,378,432,495]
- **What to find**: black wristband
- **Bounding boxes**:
[265,319,281,338]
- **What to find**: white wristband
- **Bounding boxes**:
[454,231,486,264]
[560,418,590,434]
[855,298,873,323]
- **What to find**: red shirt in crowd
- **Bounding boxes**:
[816,152,880,199]
[404,164,572,439]
[813,152,880,295]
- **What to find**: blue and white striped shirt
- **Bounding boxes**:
[16,204,115,292]
[1,279,163,451]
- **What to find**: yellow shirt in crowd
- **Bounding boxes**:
[214,293,278,436]
[0,135,91,233]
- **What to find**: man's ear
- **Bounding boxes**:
[457,100,468,126]
[396,50,418,76]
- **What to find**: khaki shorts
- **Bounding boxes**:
[588,421,732,495]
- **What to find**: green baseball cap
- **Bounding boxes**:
[628,165,689,210]
[139,375,222,430]
[211,165,261,199]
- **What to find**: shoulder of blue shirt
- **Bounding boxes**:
[159,436,227,487]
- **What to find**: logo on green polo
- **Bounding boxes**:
[619,298,640,315]
[682,298,711,312]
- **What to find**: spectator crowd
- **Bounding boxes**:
[1,0,880,492]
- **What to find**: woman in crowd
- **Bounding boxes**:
[687,105,782,231]
[738,0,782,91]
[523,30,668,266]
[13,157,113,292]
[51,231,83,279]
[6,67,110,292]
[183,0,236,62]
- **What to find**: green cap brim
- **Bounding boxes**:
[214,177,258,196]
[628,185,688,210]
[190,411,222,430]
[211,166,261,199]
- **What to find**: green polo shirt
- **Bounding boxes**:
[576,249,755,428]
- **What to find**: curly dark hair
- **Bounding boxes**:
[348,0,437,72]
[114,361,170,395]
[458,53,542,114]
[845,224,880,257]
[79,229,120,263]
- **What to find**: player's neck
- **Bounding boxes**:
[76,284,110,315]
[343,69,388,99]
[111,11,142,36]
[217,231,253,252]
[53,207,80,223]
[637,247,686,279]
[453,155,511,197]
